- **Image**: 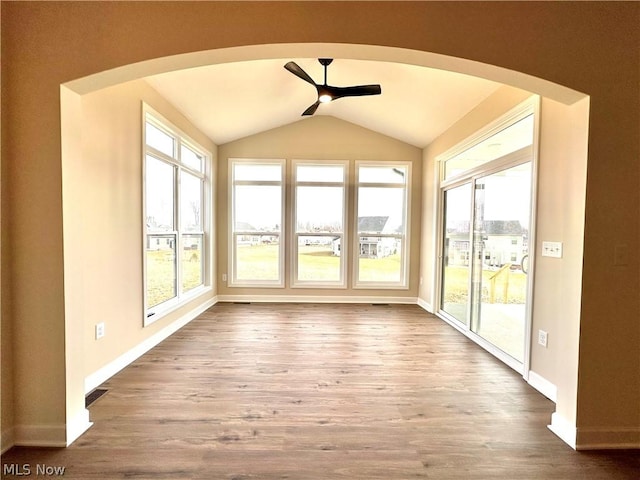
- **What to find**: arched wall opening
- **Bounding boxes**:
[59,42,589,449]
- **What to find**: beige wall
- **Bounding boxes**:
[218,116,422,299]
[1,1,638,451]
[65,79,217,380]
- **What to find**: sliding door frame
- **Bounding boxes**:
[434,96,541,378]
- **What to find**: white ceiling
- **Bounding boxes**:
[146,58,502,148]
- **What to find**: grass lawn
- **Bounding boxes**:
[146,248,203,308]
[235,244,403,283]
[442,265,528,304]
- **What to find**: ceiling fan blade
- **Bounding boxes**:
[302,100,321,116]
[284,61,317,86]
[329,84,382,100]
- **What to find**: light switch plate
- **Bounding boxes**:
[95,322,105,340]
[541,241,562,258]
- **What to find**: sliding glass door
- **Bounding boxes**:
[471,163,531,362]
[438,100,537,369]
[440,162,532,364]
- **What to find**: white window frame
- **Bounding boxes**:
[291,160,348,288]
[353,161,411,289]
[143,105,212,326]
[229,158,285,288]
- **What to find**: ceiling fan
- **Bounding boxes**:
[284,58,382,116]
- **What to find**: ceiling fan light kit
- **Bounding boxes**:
[284,58,382,116]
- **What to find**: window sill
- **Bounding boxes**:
[145,285,213,327]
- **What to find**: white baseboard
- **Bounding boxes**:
[548,412,577,449]
[416,297,433,313]
[576,426,640,450]
[528,370,557,402]
[217,294,417,304]
[1,426,15,454]
[66,408,93,446]
[84,296,218,393]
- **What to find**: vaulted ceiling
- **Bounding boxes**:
[145,58,502,148]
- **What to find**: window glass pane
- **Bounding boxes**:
[358,236,402,283]
[235,235,280,281]
[357,187,404,233]
[234,163,282,182]
[297,235,341,282]
[145,122,175,157]
[181,145,203,173]
[146,234,177,308]
[297,165,344,182]
[146,155,175,232]
[234,185,281,232]
[445,114,534,179]
[296,186,343,233]
[180,171,203,232]
[182,234,203,292]
[359,166,406,184]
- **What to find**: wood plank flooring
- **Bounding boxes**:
[2,303,638,479]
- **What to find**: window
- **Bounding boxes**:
[355,163,410,287]
[144,108,209,324]
[228,159,412,290]
[444,114,535,180]
[230,160,284,286]
[293,162,347,287]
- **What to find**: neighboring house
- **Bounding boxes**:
[235,221,261,245]
[146,236,175,251]
[332,216,399,258]
[445,220,527,268]
[483,220,528,267]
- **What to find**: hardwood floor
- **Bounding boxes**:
[2,303,638,479]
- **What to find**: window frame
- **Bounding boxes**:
[291,160,348,288]
[353,161,411,289]
[143,105,211,326]
[228,158,286,288]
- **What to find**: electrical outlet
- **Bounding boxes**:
[538,329,548,347]
[222,273,228,282]
[95,322,105,340]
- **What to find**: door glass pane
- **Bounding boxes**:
[441,183,472,324]
[297,235,341,282]
[145,156,175,232]
[182,234,203,293]
[235,234,280,281]
[146,234,177,308]
[472,163,531,362]
[180,171,203,232]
